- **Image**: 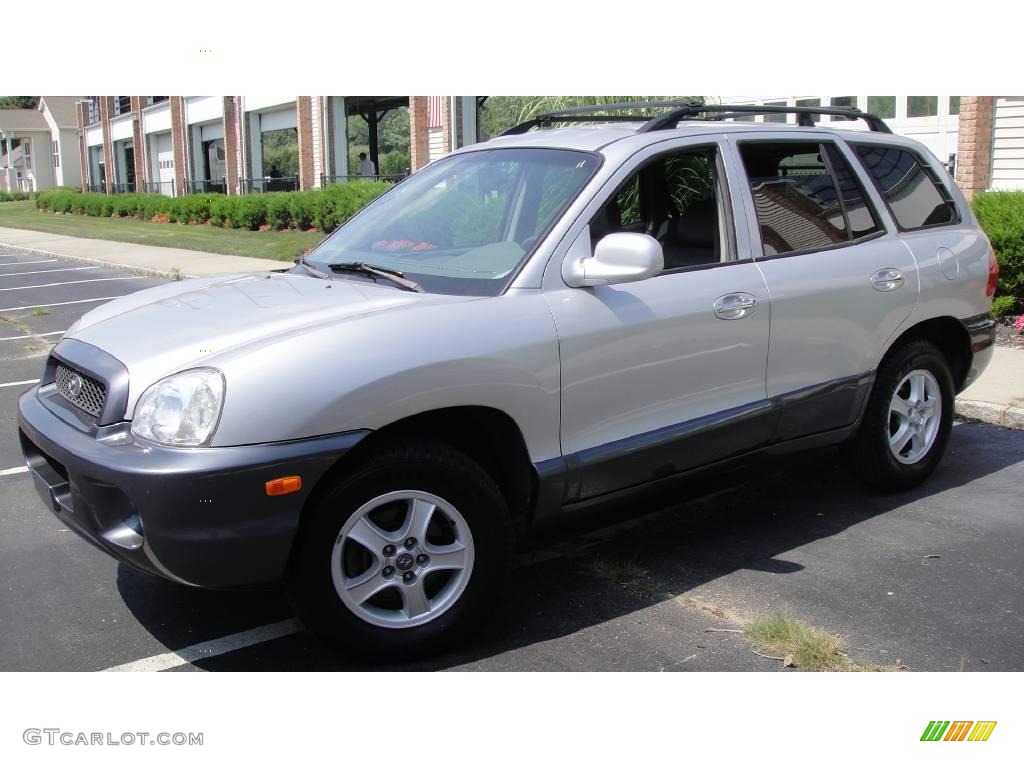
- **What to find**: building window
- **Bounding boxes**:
[86,96,101,125]
[867,96,895,119]
[115,96,132,116]
[949,96,961,115]
[907,96,938,118]
[52,140,60,168]
[763,100,788,123]
[149,97,168,106]
[829,96,856,121]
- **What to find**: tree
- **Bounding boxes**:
[0,96,39,109]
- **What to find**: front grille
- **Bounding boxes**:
[54,363,106,417]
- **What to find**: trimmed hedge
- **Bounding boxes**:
[0,190,34,202]
[973,191,1024,317]
[34,181,389,234]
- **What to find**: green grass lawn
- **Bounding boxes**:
[0,201,324,262]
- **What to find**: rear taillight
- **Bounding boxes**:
[986,249,999,297]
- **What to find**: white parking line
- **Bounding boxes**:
[0,330,64,342]
[0,266,99,277]
[103,618,304,672]
[0,466,28,476]
[0,379,38,388]
[0,277,143,293]
[0,297,120,313]
[0,259,57,267]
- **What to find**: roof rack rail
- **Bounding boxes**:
[500,101,892,136]
[500,100,703,135]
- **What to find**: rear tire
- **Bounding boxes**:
[287,440,513,660]
[850,340,954,492]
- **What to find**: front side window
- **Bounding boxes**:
[308,148,598,296]
[589,146,724,271]
[854,144,958,230]
[739,142,848,256]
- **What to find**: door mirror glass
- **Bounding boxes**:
[565,230,664,287]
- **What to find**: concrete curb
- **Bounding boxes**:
[0,241,186,281]
[955,398,1024,430]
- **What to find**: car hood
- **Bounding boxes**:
[68,271,474,388]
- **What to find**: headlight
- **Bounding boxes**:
[131,368,225,446]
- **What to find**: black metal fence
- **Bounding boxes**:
[86,183,105,193]
[183,179,227,195]
[240,177,299,193]
[109,182,137,194]
[141,181,175,196]
[321,173,407,186]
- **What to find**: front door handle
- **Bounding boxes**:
[870,268,905,292]
[713,292,757,320]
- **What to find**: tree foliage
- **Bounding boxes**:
[0,96,39,109]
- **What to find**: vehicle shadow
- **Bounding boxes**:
[115,423,1024,670]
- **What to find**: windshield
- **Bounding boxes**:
[307,148,599,295]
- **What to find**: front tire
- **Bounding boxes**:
[287,440,513,659]
[850,340,954,492]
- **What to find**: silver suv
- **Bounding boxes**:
[18,102,998,658]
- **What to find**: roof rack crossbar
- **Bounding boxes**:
[639,104,892,134]
[500,101,891,136]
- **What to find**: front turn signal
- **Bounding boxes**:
[265,476,302,496]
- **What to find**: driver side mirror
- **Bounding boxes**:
[563,230,664,288]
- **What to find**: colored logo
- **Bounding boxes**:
[921,721,997,742]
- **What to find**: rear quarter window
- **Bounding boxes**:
[853,144,960,230]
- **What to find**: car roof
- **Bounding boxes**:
[461,119,910,155]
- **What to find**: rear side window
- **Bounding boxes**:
[738,142,881,256]
[853,144,959,230]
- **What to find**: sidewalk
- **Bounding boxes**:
[0,227,283,279]
[957,345,1024,429]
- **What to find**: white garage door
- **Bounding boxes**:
[992,96,1024,191]
[158,152,175,194]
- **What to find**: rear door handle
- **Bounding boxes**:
[870,268,904,292]
[713,292,757,320]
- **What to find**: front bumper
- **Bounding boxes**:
[18,387,368,588]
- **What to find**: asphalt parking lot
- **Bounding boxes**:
[1,245,1022,672]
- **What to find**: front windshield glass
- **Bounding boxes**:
[308,148,599,295]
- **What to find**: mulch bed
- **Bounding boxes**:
[995,318,1024,350]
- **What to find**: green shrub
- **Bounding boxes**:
[229,195,268,230]
[27,182,391,233]
[265,194,293,230]
[0,190,32,202]
[991,295,1017,318]
[973,191,1024,315]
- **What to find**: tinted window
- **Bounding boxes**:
[823,145,882,238]
[739,142,848,256]
[854,145,958,230]
[590,147,723,270]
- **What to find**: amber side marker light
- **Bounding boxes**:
[266,476,302,496]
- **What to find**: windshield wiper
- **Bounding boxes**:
[293,253,334,281]
[329,262,423,293]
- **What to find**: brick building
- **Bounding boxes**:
[75,95,1024,198]
[76,96,480,196]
